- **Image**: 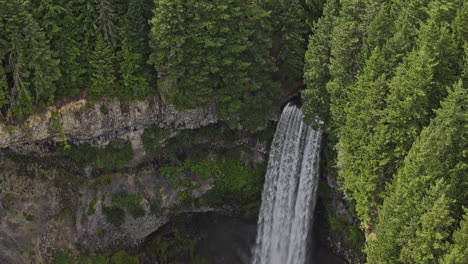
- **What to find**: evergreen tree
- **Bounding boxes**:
[336,0,463,224]
[366,81,468,263]
[0,65,8,114]
[73,0,97,49]
[119,0,154,94]
[302,0,337,127]
[258,0,308,85]
[126,0,151,62]
[338,47,390,221]
[0,0,60,118]
[149,0,278,123]
[452,2,468,75]
[96,0,119,48]
[89,33,116,99]
[326,0,366,128]
[399,193,455,263]
[442,208,468,264]
[304,0,327,24]
[33,0,86,97]
[117,36,152,100]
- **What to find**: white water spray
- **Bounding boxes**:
[252,104,322,264]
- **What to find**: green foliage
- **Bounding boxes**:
[33,0,86,98]
[160,166,185,180]
[259,0,308,84]
[111,192,145,219]
[116,36,152,100]
[200,157,265,208]
[317,182,365,254]
[57,208,72,220]
[51,112,71,149]
[110,251,139,264]
[54,249,139,264]
[149,0,279,122]
[157,148,265,210]
[102,206,125,228]
[89,33,117,99]
[442,208,468,264]
[143,228,203,264]
[366,83,467,263]
[90,255,110,264]
[187,159,215,180]
[325,0,366,128]
[87,198,98,216]
[93,140,133,170]
[63,140,133,171]
[0,65,9,113]
[0,0,61,118]
[142,126,170,156]
[303,1,467,261]
[96,0,119,49]
[24,214,34,221]
[303,0,338,126]
[54,250,74,264]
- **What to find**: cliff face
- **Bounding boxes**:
[0,157,213,264]
[0,96,359,264]
[0,96,217,151]
[0,97,248,263]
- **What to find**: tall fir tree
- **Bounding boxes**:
[117,36,152,100]
[442,208,468,264]
[33,0,86,97]
[96,0,119,48]
[338,47,390,222]
[302,0,338,127]
[0,0,60,118]
[336,0,463,223]
[366,81,468,264]
[399,193,455,263]
[126,0,151,62]
[325,0,366,129]
[89,33,116,99]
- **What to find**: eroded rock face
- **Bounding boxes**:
[0,96,218,150]
[0,156,213,264]
[0,98,222,263]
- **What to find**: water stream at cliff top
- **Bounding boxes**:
[252,104,322,264]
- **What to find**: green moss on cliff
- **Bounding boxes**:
[317,181,365,257]
[111,192,145,219]
[142,127,170,156]
[62,140,133,171]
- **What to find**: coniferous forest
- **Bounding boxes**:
[0,0,467,263]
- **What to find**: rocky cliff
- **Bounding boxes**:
[0,96,217,153]
[0,97,272,263]
[0,96,359,264]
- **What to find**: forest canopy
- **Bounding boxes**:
[0,0,311,127]
[303,0,467,263]
[0,0,466,263]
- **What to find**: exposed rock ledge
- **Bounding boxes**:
[0,96,218,150]
[0,156,213,264]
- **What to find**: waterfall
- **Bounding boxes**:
[252,104,322,264]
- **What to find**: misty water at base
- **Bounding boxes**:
[142,212,345,264]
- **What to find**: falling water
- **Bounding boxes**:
[252,104,322,264]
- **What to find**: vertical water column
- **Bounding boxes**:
[252,104,322,264]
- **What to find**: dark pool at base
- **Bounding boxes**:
[144,212,347,264]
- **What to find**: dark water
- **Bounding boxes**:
[144,212,346,264]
